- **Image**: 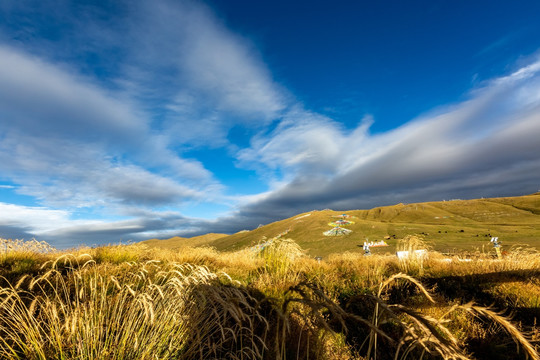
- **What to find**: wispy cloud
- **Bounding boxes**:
[0,0,286,210]
[102,0,288,146]
[0,0,538,247]
[0,202,78,236]
[0,0,290,245]
[230,56,540,223]
[0,45,215,210]
[0,202,202,247]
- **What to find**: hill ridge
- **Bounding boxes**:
[142,193,540,255]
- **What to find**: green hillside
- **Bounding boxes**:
[141,233,228,249]
[143,193,540,256]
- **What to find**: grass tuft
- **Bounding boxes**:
[0,238,539,359]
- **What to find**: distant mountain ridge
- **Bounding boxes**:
[141,193,540,256]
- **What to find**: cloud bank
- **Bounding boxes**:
[232,58,540,224]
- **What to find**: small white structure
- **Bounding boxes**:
[396,249,428,260]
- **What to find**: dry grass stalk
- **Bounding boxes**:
[460,302,540,360]
[1,239,539,359]
[0,238,56,255]
[260,237,305,277]
[0,255,275,359]
[396,235,430,275]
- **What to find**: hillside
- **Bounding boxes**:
[142,193,540,256]
[141,233,228,249]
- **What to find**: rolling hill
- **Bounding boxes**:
[141,193,540,256]
[141,233,228,249]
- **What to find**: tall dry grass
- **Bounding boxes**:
[396,235,430,275]
[0,238,57,277]
[0,254,280,359]
[260,237,305,277]
[0,238,56,255]
[0,237,539,359]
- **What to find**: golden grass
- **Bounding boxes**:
[396,235,430,275]
[1,256,278,359]
[0,237,539,359]
[0,238,56,254]
[460,303,540,360]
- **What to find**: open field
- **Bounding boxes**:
[1,236,539,359]
[141,233,228,249]
[142,193,540,257]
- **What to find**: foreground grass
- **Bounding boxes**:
[0,237,539,359]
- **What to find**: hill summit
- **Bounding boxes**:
[141,193,540,256]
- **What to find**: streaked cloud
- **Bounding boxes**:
[0,202,78,236]
[230,57,540,223]
[0,0,289,246]
[0,0,538,247]
[0,45,213,210]
[111,0,288,145]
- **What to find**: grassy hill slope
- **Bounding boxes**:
[141,233,228,249]
[143,193,540,256]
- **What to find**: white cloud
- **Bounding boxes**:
[180,10,287,121]
[0,0,293,245]
[239,109,341,173]
[0,202,87,234]
[0,46,145,143]
[0,202,210,247]
[230,58,540,221]
[0,134,204,208]
[0,44,212,178]
[0,44,221,210]
[126,0,287,123]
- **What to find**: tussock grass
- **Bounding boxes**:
[396,235,430,275]
[460,303,540,360]
[0,237,539,359]
[260,237,305,275]
[2,257,212,359]
[0,238,57,278]
[0,238,56,255]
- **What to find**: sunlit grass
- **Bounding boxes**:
[0,237,539,359]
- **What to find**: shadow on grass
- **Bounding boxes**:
[423,270,540,322]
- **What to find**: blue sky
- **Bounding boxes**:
[1,0,540,248]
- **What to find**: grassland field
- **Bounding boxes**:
[143,193,540,256]
[0,193,539,359]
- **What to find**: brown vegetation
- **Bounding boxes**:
[0,236,539,359]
